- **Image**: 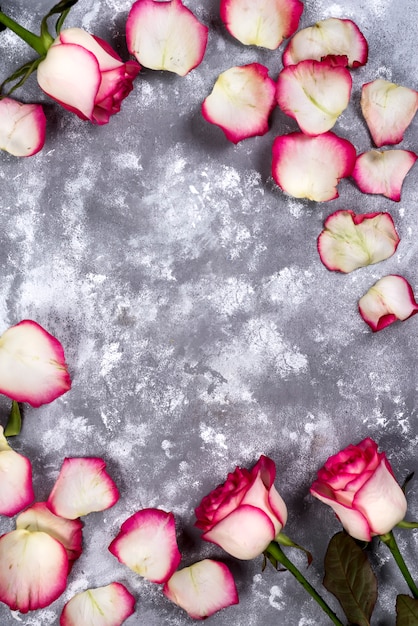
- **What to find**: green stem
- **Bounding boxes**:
[265,541,345,626]
[4,401,22,437]
[380,531,418,599]
[0,10,47,54]
[397,520,418,529]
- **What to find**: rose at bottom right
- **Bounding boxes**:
[310,437,407,542]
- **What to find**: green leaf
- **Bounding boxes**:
[323,532,377,626]
[4,401,22,437]
[402,472,415,493]
[40,0,79,41]
[396,595,418,625]
[0,56,42,96]
[275,532,313,566]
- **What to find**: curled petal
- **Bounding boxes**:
[47,457,119,519]
[272,132,356,201]
[108,508,181,583]
[276,59,352,135]
[60,582,135,626]
[310,484,373,541]
[220,0,303,50]
[352,149,417,201]
[0,529,68,613]
[359,275,418,331]
[202,63,276,143]
[318,210,400,273]
[126,0,208,76]
[0,427,34,516]
[283,18,368,68]
[0,98,46,157]
[361,79,418,147]
[163,559,238,619]
[0,320,71,407]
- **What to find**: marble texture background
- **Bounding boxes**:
[1,0,418,624]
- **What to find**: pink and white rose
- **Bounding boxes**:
[310,438,407,541]
[195,455,287,560]
[37,28,140,125]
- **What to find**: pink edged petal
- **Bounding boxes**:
[0,529,68,612]
[276,59,352,135]
[220,0,303,50]
[0,427,34,516]
[60,582,135,626]
[0,98,46,157]
[283,18,368,68]
[359,275,418,331]
[163,559,238,620]
[361,79,418,147]
[272,132,356,201]
[108,508,181,583]
[244,456,287,534]
[47,457,119,519]
[37,43,101,119]
[354,458,407,535]
[353,149,417,201]
[318,210,400,273]
[202,63,276,143]
[57,28,125,71]
[310,484,372,541]
[16,502,83,566]
[0,320,71,407]
[126,0,208,76]
[202,504,276,559]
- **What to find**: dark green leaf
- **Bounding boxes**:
[0,56,42,96]
[55,8,71,34]
[323,532,377,626]
[396,595,418,625]
[4,401,22,437]
[40,0,79,39]
[402,472,415,493]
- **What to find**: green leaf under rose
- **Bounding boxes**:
[396,595,418,625]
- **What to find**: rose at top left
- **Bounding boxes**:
[37,27,140,125]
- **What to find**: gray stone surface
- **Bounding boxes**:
[1,0,418,624]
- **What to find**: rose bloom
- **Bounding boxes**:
[195,455,287,560]
[37,28,140,125]
[310,437,407,541]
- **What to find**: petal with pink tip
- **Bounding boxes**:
[276,59,352,135]
[318,210,400,273]
[0,98,46,157]
[0,427,34,516]
[16,502,83,566]
[282,18,368,68]
[126,0,208,76]
[352,149,417,201]
[47,457,119,519]
[0,529,68,612]
[310,484,372,541]
[359,275,418,331]
[60,582,135,626]
[202,63,276,143]
[220,0,303,50]
[272,132,356,201]
[163,559,238,619]
[0,320,71,407]
[109,508,181,583]
[361,80,418,147]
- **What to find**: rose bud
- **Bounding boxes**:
[195,455,287,560]
[37,28,140,125]
[310,438,407,542]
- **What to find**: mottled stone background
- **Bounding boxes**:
[1,0,418,624]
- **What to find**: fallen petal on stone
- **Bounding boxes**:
[352,149,417,201]
[359,275,418,331]
[60,582,135,626]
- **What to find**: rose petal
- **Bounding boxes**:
[126,0,208,76]
[0,426,34,516]
[60,582,135,626]
[0,98,46,157]
[272,132,356,201]
[359,275,418,331]
[0,320,71,407]
[352,149,417,201]
[0,529,68,612]
[16,502,83,566]
[108,508,181,583]
[220,0,303,50]
[47,457,119,519]
[245,455,287,534]
[318,210,400,273]
[202,63,276,143]
[276,59,352,135]
[282,18,368,68]
[163,559,238,619]
[361,79,418,147]
[57,28,125,72]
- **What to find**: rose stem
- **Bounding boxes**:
[265,541,345,626]
[380,531,418,599]
[0,10,49,55]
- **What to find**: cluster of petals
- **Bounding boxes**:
[0,98,46,157]
[358,275,418,332]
